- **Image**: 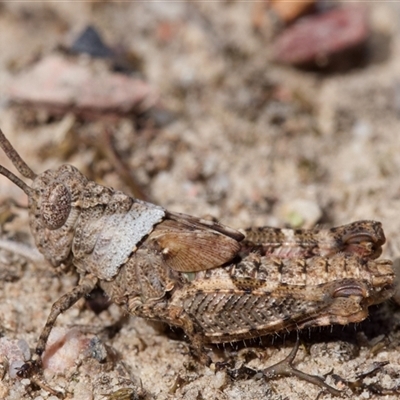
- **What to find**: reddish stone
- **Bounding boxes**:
[7,54,160,116]
[272,5,369,68]
[269,0,315,24]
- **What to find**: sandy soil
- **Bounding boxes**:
[1,2,400,400]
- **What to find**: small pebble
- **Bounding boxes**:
[42,327,90,373]
[9,360,24,379]
[269,0,315,23]
[0,337,30,378]
[17,339,31,361]
[87,337,108,362]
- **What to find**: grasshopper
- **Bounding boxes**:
[0,128,395,396]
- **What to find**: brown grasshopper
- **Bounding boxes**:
[0,128,395,396]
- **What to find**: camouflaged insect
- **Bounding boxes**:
[0,129,395,396]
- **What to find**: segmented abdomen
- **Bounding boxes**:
[183,289,325,342]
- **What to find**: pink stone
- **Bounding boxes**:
[42,327,90,374]
[0,337,30,378]
[7,54,160,115]
[272,6,369,67]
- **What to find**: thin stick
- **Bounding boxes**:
[0,238,43,263]
[101,128,150,201]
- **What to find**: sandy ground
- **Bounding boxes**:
[1,2,400,399]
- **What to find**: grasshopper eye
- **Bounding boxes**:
[41,183,71,230]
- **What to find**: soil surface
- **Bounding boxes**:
[1,2,400,400]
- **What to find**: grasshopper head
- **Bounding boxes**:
[0,129,87,267]
[29,165,88,267]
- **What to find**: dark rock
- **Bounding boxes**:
[71,25,114,59]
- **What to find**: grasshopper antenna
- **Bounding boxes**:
[0,128,36,196]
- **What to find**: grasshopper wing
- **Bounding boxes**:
[148,212,243,272]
